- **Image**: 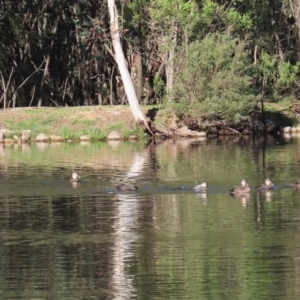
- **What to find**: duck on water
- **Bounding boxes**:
[117,183,139,191]
[255,178,274,191]
[229,179,251,195]
[289,180,300,188]
[70,172,81,182]
[193,182,208,193]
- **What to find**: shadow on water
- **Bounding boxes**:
[0,136,300,298]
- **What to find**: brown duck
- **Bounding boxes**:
[255,178,274,191]
[229,179,251,195]
[117,183,138,191]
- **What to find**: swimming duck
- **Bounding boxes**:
[193,182,208,193]
[229,179,251,195]
[70,172,80,182]
[255,178,274,191]
[289,181,300,188]
[117,183,138,191]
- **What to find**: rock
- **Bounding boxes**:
[177,126,208,137]
[21,130,31,142]
[128,134,138,140]
[49,135,63,142]
[106,130,122,140]
[296,125,300,133]
[3,138,13,144]
[197,131,207,137]
[80,135,90,141]
[0,129,12,136]
[178,126,194,136]
[0,131,3,143]
[13,135,19,141]
[0,129,12,138]
[35,133,49,142]
[283,126,292,134]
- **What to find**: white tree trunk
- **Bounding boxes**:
[107,0,148,123]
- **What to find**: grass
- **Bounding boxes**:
[0,106,155,141]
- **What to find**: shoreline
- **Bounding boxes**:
[0,104,297,143]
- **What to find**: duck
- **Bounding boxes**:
[289,181,300,188]
[255,178,274,191]
[193,182,208,193]
[229,179,251,195]
[70,172,80,182]
[117,183,139,191]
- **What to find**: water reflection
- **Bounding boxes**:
[0,137,300,298]
[111,149,150,299]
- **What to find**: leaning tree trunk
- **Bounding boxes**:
[107,0,151,129]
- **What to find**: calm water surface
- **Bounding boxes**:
[0,136,300,299]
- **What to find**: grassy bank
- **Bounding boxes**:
[0,106,155,141]
[0,102,297,142]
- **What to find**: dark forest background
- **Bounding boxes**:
[1,0,300,124]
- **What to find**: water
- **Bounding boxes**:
[0,136,300,299]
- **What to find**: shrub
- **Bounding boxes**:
[171,33,258,126]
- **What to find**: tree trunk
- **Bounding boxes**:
[166,21,179,102]
[290,0,300,59]
[136,46,143,102]
[107,0,150,126]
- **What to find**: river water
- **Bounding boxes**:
[0,135,300,299]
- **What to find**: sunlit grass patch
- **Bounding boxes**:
[71,118,94,126]
[58,127,82,140]
[121,125,147,139]
[0,106,156,141]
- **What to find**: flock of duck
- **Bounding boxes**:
[69,172,300,194]
[194,178,300,196]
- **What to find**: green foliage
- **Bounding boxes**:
[225,9,252,31]
[259,50,276,79]
[200,0,218,24]
[200,0,253,35]
[153,74,165,100]
[171,33,257,125]
[278,61,300,85]
[149,0,199,34]
[258,50,300,95]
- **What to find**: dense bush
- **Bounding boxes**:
[171,34,258,126]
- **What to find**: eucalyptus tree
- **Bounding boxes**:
[107,0,152,131]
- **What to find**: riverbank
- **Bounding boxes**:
[0,106,151,142]
[0,103,298,142]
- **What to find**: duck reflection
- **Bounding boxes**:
[230,192,250,207]
[257,190,273,202]
[196,192,207,200]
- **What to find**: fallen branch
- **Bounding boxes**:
[226,127,242,136]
